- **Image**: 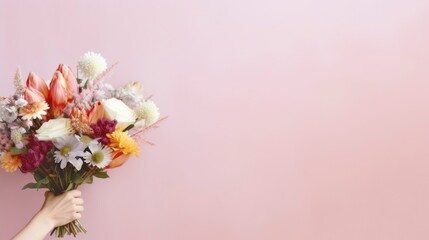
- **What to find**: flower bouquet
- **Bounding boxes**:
[0,52,164,237]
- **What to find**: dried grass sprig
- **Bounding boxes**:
[14,68,26,96]
[131,116,167,139]
[92,62,118,86]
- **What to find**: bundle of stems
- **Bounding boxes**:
[34,158,98,238]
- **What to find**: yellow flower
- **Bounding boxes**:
[19,101,49,121]
[1,152,22,173]
[107,129,140,157]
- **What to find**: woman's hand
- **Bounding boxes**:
[12,190,84,240]
[39,190,84,228]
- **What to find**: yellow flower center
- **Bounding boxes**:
[61,146,72,157]
[92,151,104,164]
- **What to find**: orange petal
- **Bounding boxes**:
[57,64,78,101]
[26,72,48,99]
[49,71,68,118]
[87,101,106,124]
[106,152,131,169]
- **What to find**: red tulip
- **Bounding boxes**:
[106,152,131,169]
[26,72,49,99]
[49,71,68,118]
[57,64,78,101]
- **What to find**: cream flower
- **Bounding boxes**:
[123,81,144,96]
[84,143,113,168]
[11,127,26,149]
[77,51,107,79]
[101,98,136,128]
[36,118,73,141]
[134,100,160,126]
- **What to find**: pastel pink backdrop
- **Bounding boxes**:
[1,0,429,239]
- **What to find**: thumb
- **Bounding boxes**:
[44,191,54,200]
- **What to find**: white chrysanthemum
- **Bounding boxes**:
[77,51,107,79]
[84,143,112,169]
[134,100,160,126]
[53,136,86,170]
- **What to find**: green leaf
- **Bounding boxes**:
[39,177,49,185]
[84,176,93,184]
[123,124,135,132]
[72,172,84,184]
[34,177,50,189]
[22,181,48,190]
[77,78,83,84]
[22,182,38,190]
[65,183,74,192]
[33,170,47,182]
[93,171,109,179]
[10,147,27,155]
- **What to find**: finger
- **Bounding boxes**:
[72,198,84,206]
[74,205,84,213]
[68,190,82,197]
[73,213,82,220]
[45,191,54,198]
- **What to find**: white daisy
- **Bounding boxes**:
[84,143,113,169]
[77,51,107,79]
[53,136,86,170]
[76,135,98,148]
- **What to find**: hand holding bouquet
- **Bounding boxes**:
[0,52,164,237]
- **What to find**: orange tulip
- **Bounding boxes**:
[49,71,68,118]
[106,151,131,169]
[26,72,49,99]
[24,86,46,103]
[57,64,78,101]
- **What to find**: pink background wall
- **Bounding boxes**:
[1,0,429,239]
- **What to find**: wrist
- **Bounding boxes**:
[33,210,56,232]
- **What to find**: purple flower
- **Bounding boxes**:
[20,137,54,173]
[90,118,117,145]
